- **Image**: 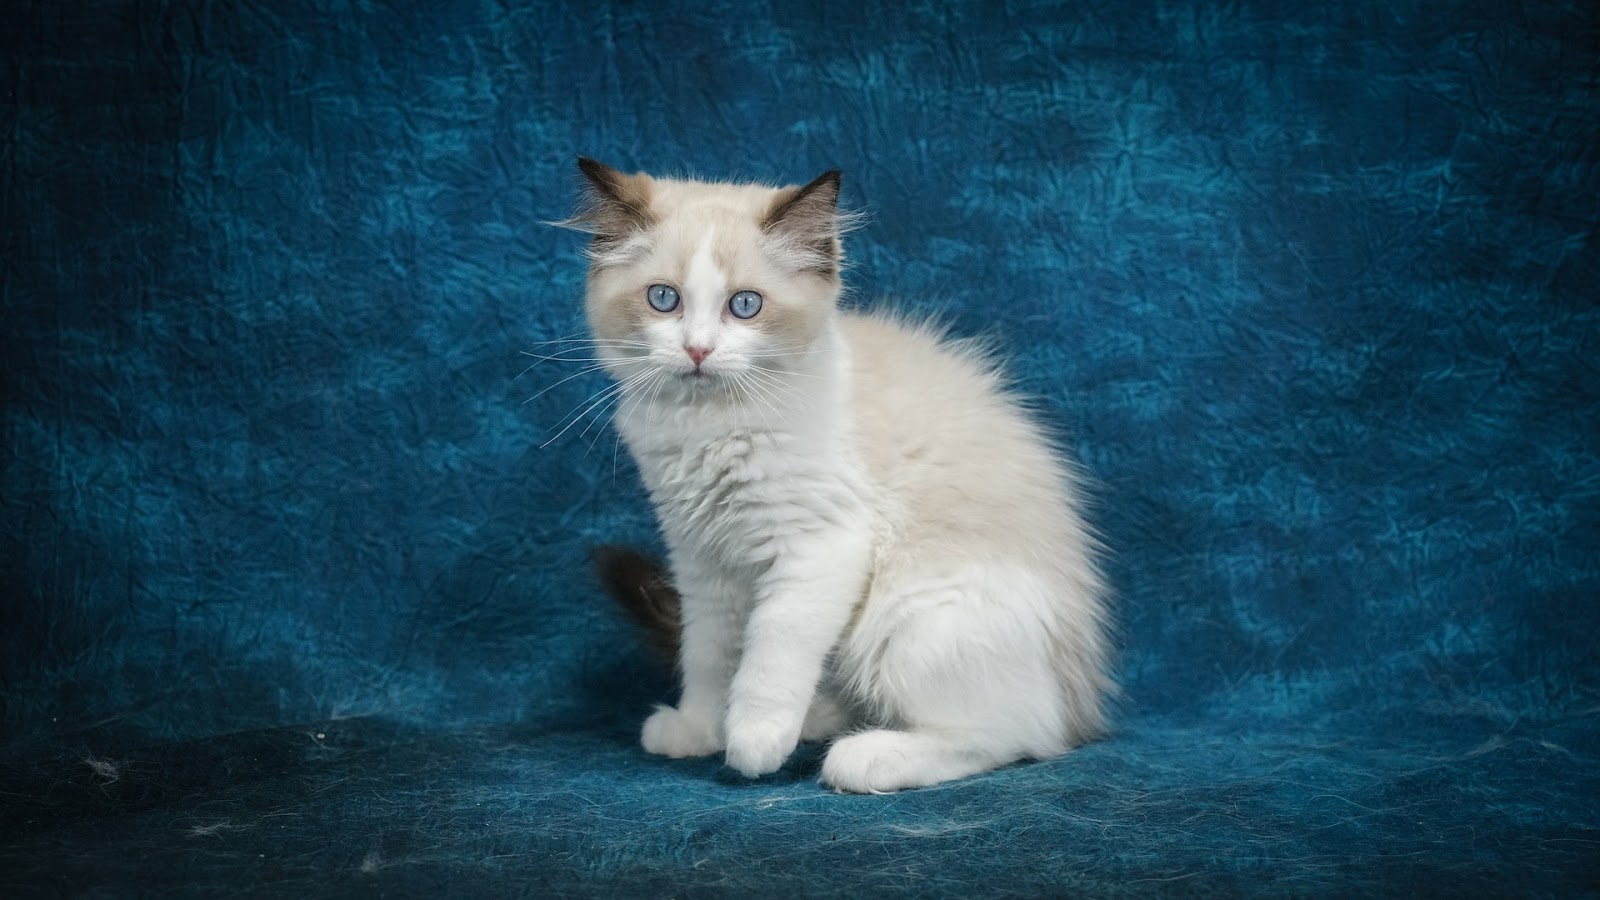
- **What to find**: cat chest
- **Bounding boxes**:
[634,433,834,560]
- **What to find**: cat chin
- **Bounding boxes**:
[649,368,726,400]
[674,368,725,386]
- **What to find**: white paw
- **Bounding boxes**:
[821,730,938,793]
[723,709,802,778]
[640,706,723,758]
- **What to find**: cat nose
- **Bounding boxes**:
[684,345,713,366]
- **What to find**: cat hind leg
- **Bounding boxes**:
[821,727,1011,793]
[822,564,1090,792]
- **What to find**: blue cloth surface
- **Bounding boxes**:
[3,0,1597,895]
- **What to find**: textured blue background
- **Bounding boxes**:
[3,0,1597,895]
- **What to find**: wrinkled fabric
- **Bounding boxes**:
[2,0,1596,895]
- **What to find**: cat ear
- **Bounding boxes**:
[763,169,843,274]
[575,157,655,244]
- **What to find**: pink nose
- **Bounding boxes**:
[685,345,713,366]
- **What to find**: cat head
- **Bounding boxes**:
[570,158,846,390]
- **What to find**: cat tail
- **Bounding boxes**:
[591,545,681,668]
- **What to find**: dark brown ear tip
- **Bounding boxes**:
[779,169,840,210]
[813,169,842,192]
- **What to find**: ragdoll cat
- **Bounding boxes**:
[567,158,1112,793]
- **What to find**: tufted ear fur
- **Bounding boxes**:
[762,169,842,275]
[575,157,655,248]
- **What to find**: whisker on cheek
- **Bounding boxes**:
[521,361,612,403]
[746,362,820,380]
[525,335,655,346]
[735,375,774,436]
[581,383,637,457]
[520,350,648,363]
[742,370,805,417]
[539,366,655,449]
[611,369,668,479]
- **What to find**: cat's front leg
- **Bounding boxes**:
[724,528,870,777]
[640,557,743,759]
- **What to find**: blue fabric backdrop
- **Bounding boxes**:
[3,0,1597,895]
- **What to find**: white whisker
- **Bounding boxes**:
[540,367,654,449]
[525,337,654,348]
[747,362,820,379]
[731,372,775,436]
[612,369,665,478]
[520,351,636,363]
[745,368,808,408]
[524,329,652,345]
[581,390,631,457]
[520,361,611,401]
[738,370,795,434]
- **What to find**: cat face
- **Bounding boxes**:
[575,160,843,391]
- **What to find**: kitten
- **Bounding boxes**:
[569,158,1112,792]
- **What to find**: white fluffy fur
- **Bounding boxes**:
[578,166,1112,792]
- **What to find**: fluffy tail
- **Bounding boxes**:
[591,544,681,667]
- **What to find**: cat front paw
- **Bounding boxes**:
[724,709,802,778]
[641,706,723,758]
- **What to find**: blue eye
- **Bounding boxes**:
[647,283,680,312]
[728,290,763,319]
